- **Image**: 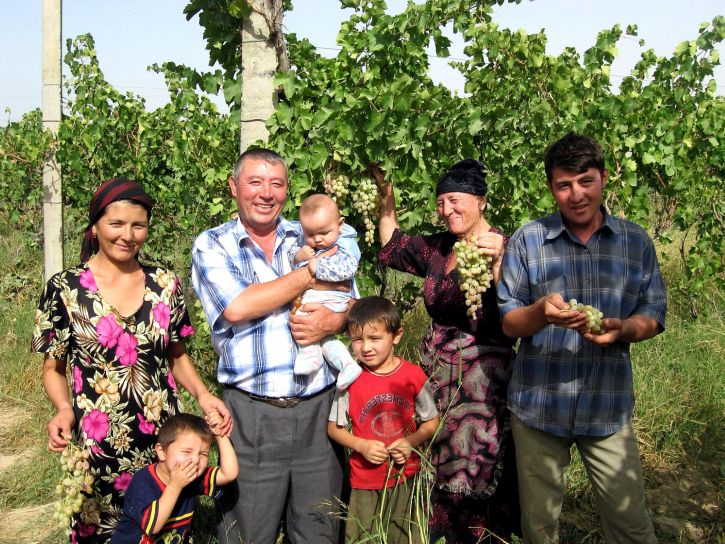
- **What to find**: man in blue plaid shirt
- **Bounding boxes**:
[498,133,666,544]
[192,148,348,544]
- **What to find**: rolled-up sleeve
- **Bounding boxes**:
[192,231,252,335]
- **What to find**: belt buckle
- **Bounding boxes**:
[248,392,300,408]
[271,397,300,408]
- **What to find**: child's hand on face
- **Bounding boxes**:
[169,458,198,489]
[358,439,389,465]
[387,438,413,465]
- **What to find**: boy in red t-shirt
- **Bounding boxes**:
[328,296,440,544]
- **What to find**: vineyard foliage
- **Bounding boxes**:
[1,0,723,304]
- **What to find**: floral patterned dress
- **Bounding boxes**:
[379,228,520,543]
[32,263,195,543]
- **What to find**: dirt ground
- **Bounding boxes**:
[0,406,56,544]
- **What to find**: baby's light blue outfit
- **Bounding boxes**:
[290,223,361,389]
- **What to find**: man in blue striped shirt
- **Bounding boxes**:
[498,133,666,544]
[192,148,348,544]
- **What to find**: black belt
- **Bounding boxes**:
[227,384,334,408]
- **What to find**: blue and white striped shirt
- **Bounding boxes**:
[497,209,667,437]
[191,217,336,397]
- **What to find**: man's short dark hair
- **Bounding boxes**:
[347,296,401,335]
[157,413,213,450]
[233,147,288,180]
[544,132,605,182]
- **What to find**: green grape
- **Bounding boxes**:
[352,176,378,246]
[454,239,493,319]
[566,298,605,334]
[54,441,95,532]
[323,172,350,204]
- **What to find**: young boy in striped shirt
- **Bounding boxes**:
[112,413,238,543]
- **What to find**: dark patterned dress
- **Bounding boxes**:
[379,228,520,543]
[32,263,195,543]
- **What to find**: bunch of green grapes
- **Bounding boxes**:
[352,176,378,245]
[566,299,605,334]
[454,240,493,318]
[323,173,350,204]
[53,441,94,530]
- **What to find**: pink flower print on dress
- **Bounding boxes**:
[180,324,195,338]
[96,314,123,349]
[137,413,155,434]
[77,522,96,537]
[70,529,78,544]
[152,302,171,331]
[73,365,83,394]
[82,409,109,443]
[79,268,98,293]
[167,372,177,391]
[113,472,132,492]
[116,332,138,366]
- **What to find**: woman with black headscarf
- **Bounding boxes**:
[32,178,231,542]
[374,161,520,543]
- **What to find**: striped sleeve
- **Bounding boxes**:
[198,465,221,498]
[191,229,252,335]
[140,500,160,535]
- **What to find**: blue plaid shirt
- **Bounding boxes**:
[191,217,336,397]
[497,209,666,437]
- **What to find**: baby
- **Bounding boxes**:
[290,193,361,390]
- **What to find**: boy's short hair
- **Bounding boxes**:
[157,413,214,450]
[544,132,605,182]
[300,193,340,219]
[347,296,401,334]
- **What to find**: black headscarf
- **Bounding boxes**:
[81,178,153,262]
[435,158,488,197]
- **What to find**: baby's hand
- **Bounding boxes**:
[387,438,413,465]
[169,458,198,489]
[295,245,316,263]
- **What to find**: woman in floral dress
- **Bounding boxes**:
[373,161,520,543]
[32,178,231,543]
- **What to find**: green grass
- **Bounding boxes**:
[1,214,723,543]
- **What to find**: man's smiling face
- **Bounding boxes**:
[229,157,288,235]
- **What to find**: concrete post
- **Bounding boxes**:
[42,0,63,279]
[240,0,279,153]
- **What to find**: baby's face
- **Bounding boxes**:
[301,207,343,250]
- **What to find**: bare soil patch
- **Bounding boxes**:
[0,404,58,543]
[0,503,57,544]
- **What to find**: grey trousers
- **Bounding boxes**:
[512,414,657,544]
[217,386,344,544]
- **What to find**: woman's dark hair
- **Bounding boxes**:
[435,158,488,197]
[157,413,214,450]
[81,177,153,262]
[347,296,401,335]
[544,132,605,182]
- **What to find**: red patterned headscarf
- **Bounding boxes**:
[81,178,153,262]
